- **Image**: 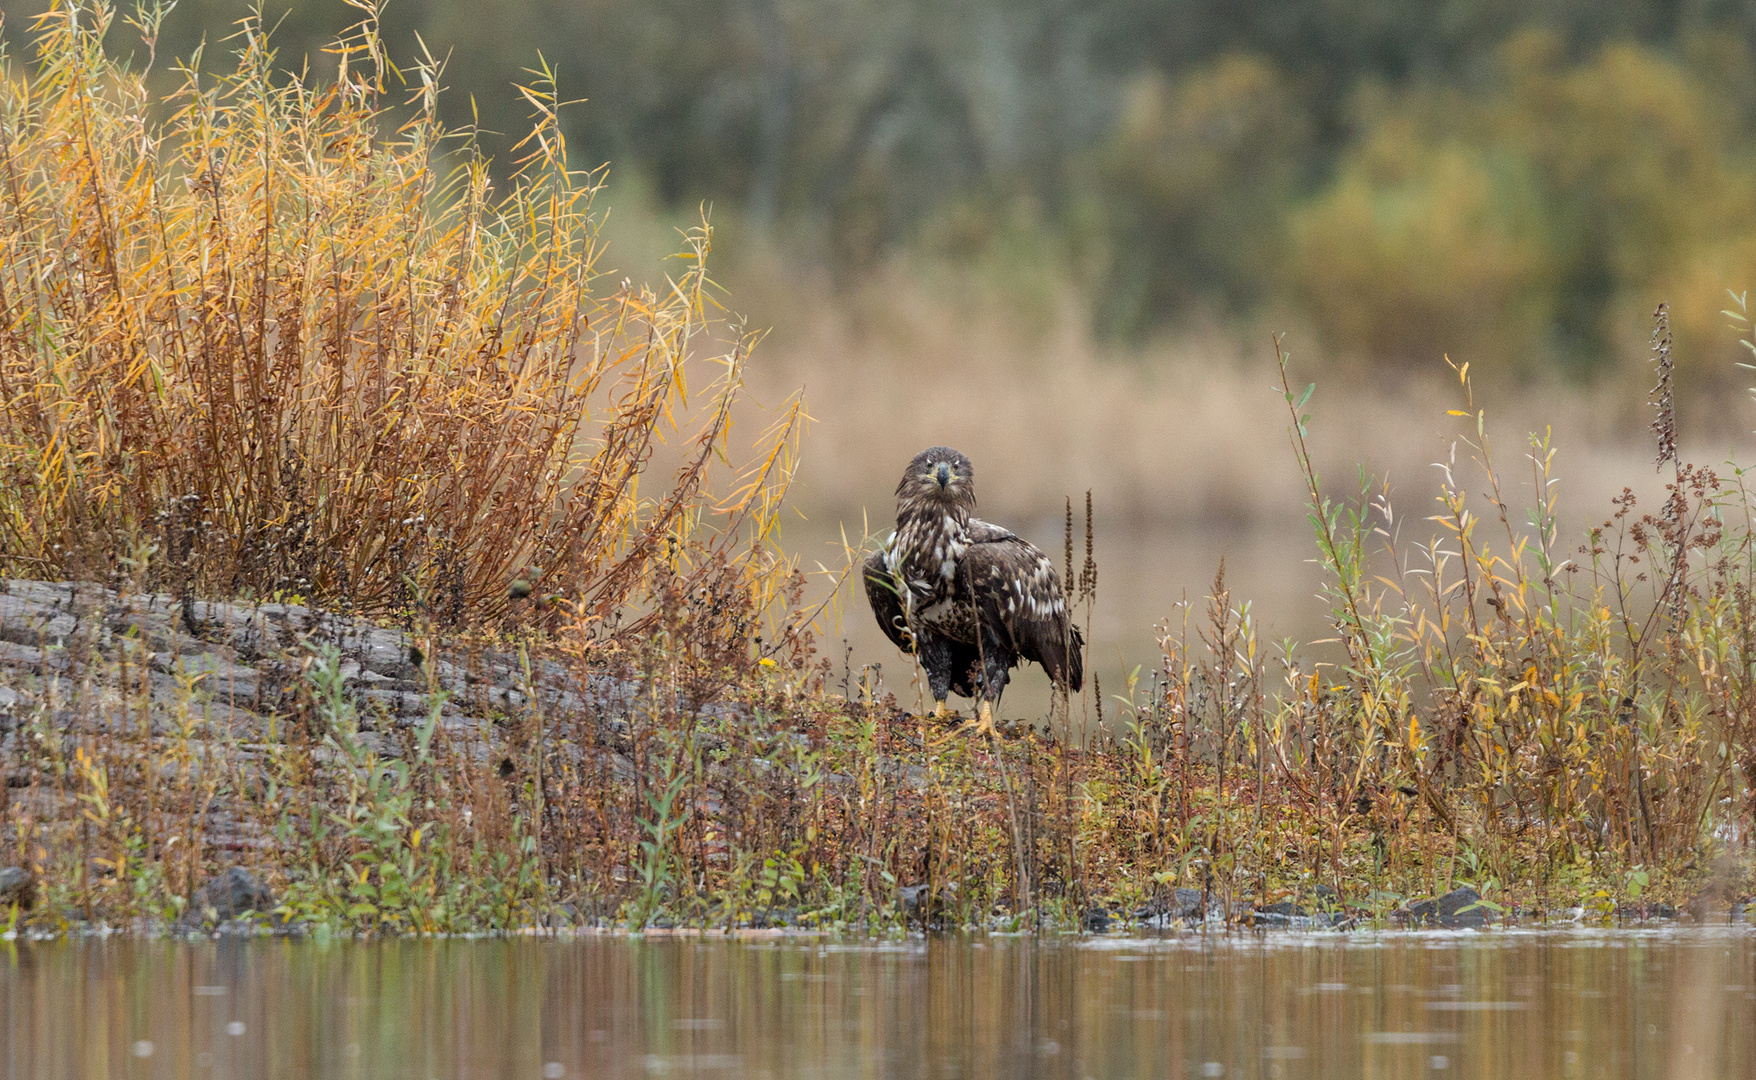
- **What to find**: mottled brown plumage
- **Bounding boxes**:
[864,447,1083,725]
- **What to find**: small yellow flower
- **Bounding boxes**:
[758,657,776,667]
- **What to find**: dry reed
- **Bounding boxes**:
[0,0,801,631]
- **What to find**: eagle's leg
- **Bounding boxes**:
[962,633,1013,736]
[981,636,1014,704]
[918,635,961,720]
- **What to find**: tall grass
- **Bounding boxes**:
[0,0,800,628]
[1103,318,1752,916]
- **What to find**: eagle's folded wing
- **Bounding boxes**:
[966,533,1084,691]
[965,517,1016,544]
[863,549,913,654]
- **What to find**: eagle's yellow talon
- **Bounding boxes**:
[964,701,996,737]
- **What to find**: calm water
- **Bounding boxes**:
[3,929,1754,1079]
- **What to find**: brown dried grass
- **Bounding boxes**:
[0,1,801,633]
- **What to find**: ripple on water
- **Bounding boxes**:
[1,926,1750,1080]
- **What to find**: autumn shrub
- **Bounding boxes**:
[1285,30,1756,384]
[1285,128,1554,375]
[0,1,800,630]
[1110,317,1753,915]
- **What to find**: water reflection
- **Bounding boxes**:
[2,929,1752,1079]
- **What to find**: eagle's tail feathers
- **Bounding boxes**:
[1039,622,1084,693]
[1062,624,1085,692]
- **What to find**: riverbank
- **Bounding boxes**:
[1,577,1748,939]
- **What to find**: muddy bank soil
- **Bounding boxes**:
[0,579,644,855]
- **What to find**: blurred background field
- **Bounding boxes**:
[9,0,1756,713]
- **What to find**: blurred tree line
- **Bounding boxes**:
[7,0,1756,377]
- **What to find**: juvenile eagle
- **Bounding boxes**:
[864,446,1084,731]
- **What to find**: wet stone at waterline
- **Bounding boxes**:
[3,929,1752,1079]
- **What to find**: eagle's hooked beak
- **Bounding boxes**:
[934,461,952,489]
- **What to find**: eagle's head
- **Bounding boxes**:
[896,446,976,516]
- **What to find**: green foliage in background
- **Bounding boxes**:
[1289,32,1756,378]
[1094,54,1311,338]
[5,0,1756,372]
